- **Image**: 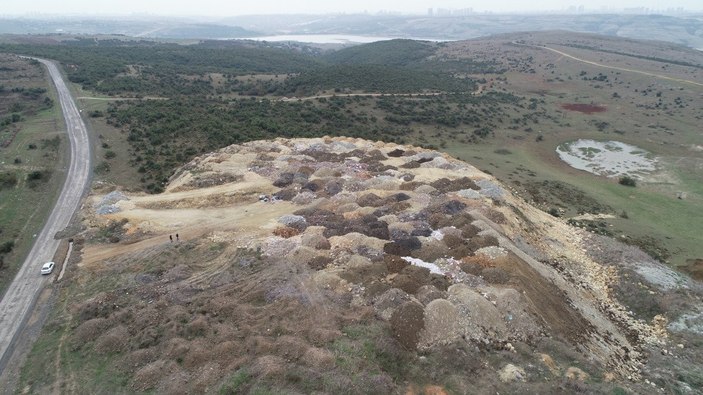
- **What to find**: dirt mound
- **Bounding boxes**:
[390,302,425,349]
[63,137,679,393]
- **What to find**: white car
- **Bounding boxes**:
[40,261,55,275]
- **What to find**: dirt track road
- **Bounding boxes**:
[541,45,703,87]
[514,41,703,88]
[0,58,91,373]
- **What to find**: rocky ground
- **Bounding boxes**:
[36,137,702,394]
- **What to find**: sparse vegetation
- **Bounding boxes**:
[7,29,703,395]
[94,161,111,175]
[618,176,637,187]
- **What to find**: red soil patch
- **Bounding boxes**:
[561,103,607,114]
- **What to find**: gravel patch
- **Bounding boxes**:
[475,246,508,260]
[457,189,482,199]
[476,179,506,201]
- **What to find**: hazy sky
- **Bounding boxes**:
[4,0,701,16]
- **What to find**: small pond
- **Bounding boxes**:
[556,139,657,178]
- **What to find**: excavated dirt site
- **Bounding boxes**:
[59,137,702,394]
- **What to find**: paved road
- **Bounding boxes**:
[0,58,91,372]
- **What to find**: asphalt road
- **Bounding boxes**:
[0,58,91,372]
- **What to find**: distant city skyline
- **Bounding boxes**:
[2,0,702,17]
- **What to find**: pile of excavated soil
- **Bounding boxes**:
[66,137,683,393]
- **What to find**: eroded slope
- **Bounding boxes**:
[35,137,693,394]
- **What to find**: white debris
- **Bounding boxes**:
[402,256,445,275]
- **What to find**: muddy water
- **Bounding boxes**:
[556,139,657,178]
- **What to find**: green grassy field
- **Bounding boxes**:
[438,38,703,268]
[0,55,68,292]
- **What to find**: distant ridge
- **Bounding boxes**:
[1,14,702,48]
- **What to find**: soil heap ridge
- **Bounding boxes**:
[72,137,681,393]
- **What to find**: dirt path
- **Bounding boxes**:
[516,41,703,88]
[279,87,483,102]
[81,87,481,104]
[76,96,168,101]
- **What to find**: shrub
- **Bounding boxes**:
[619,176,637,187]
[0,240,14,254]
[0,172,17,190]
[94,161,111,175]
[26,171,43,181]
[26,170,50,188]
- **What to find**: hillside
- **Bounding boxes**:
[2,13,703,49]
[21,137,703,394]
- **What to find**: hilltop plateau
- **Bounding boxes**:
[22,137,703,394]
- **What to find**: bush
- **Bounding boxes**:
[0,172,17,190]
[94,161,111,175]
[26,170,51,188]
[619,176,637,187]
[26,171,43,181]
[0,240,14,254]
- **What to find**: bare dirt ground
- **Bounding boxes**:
[16,137,702,394]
